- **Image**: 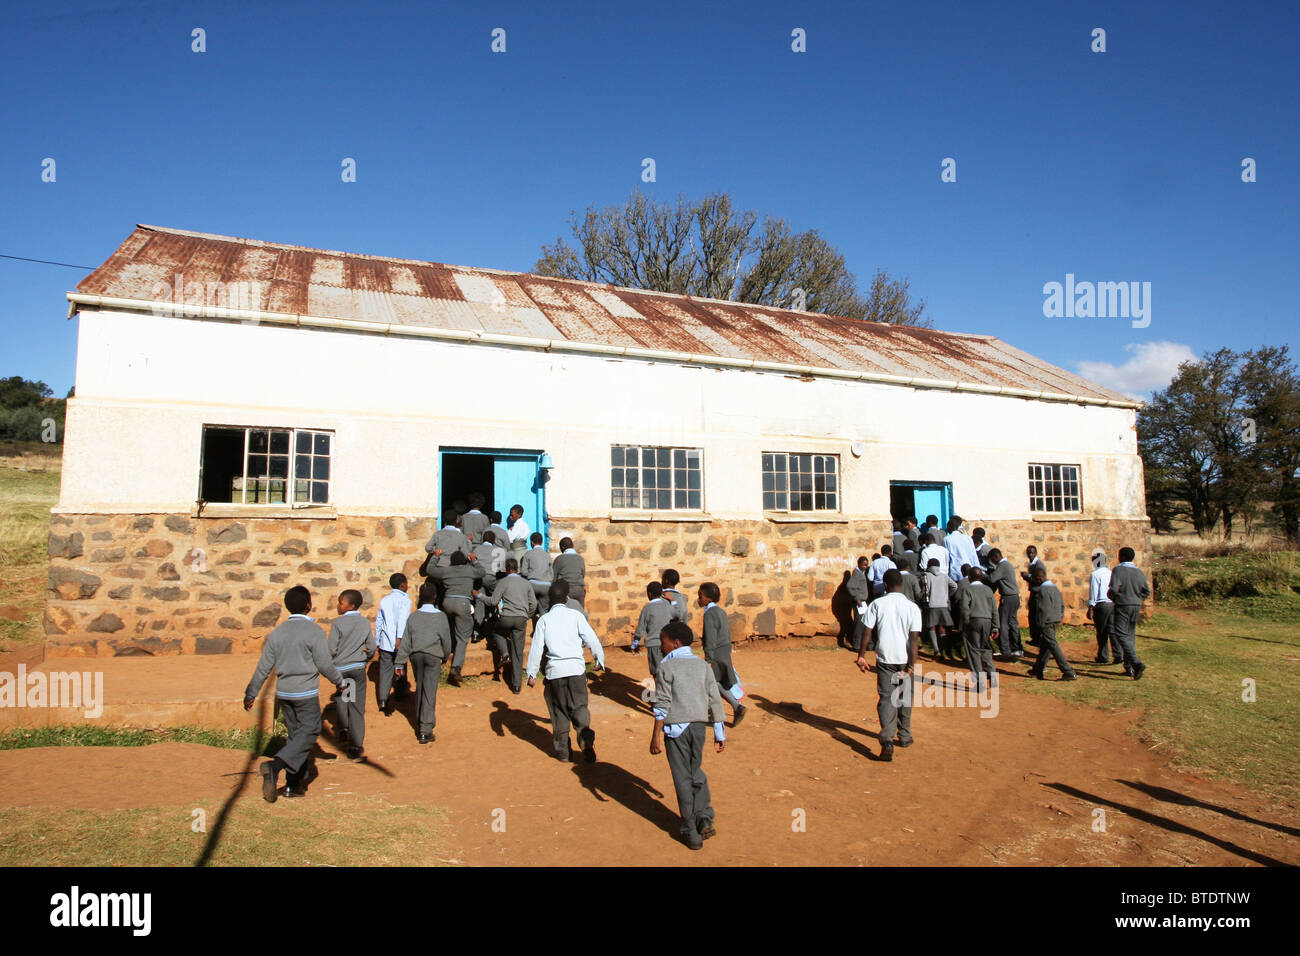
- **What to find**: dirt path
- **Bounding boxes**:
[1,639,1297,866]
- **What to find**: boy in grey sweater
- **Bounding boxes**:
[327,589,375,760]
[1107,546,1151,680]
[394,581,453,743]
[1027,566,1076,681]
[552,537,587,607]
[490,557,538,693]
[698,582,746,725]
[661,568,689,623]
[633,581,674,677]
[650,621,726,850]
[244,586,347,802]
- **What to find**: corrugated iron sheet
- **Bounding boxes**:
[74,224,1132,404]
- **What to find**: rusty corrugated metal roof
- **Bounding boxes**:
[74,224,1133,405]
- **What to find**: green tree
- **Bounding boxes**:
[1239,346,1300,543]
[0,376,52,409]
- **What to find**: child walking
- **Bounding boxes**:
[650,621,727,850]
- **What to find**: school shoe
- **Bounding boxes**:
[417,733,433,745]
[1060,673,1078,682]
[698,821,717,841]
[1029,668,1045,680]
[733,704,748,726]
[879,744,894,762]
[1131,663,1146,681]
[448,668,463,687]
[281,786,305,799]
[893,738,913,748]
[347,746,364,761]
[682,832,704,851]
[259,760,279,804]
[1094,656,1112,664]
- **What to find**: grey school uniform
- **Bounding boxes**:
[460,510,490,544]
[634,597,674,677]
[491,573,538,693]
[245,616,345,784]
[1107,563,1151,675]
[957,580,998,684]
[327,611,375,749]
[653,651,726,841]
[395,608,452,736]
[426,562,485,669]
[552,551,587,607]
[923,568,955,629]
[488,523,512,549]
[521,546,553,610]
[424,527,469,569]
[663,587,689,624]
[987,559,1023,656]
[1029,581,1074,678]
[701,603,741,708]
[847,569,871,650]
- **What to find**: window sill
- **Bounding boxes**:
[1029,513,1087,521]
[764,512,848,524]
[192,504,338,520]
[608,510,713,523]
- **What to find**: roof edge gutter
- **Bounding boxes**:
[65,292,1141,410]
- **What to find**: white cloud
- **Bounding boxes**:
[1076,341,1198,399]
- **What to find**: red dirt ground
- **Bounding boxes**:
[1,638,1297,866]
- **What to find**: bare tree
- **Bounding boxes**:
[535,191,931,326]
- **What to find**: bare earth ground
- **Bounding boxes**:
[1,638,1297,866]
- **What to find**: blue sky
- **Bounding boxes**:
[2,0,1296,398]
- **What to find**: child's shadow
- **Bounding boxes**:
[571,760,680,835]
[588,667,652,714]
[489,700,557,755]
[749,694,881,761]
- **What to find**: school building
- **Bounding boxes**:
[45,225,1151,656]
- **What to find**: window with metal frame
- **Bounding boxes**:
[199,425,333,507]
[763,452,839,512]
[1027,462,1081,513]
[610,445,703,510]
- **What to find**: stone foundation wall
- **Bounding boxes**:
[45,512,1152,657]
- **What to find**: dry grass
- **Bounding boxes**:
[0,459,61,652]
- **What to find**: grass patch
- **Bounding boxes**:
[0,795,451,866]
[0,721,286,755]
[1019,610,1300,801]
[0,461,61,652]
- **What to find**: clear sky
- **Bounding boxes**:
[2,0,1295,399]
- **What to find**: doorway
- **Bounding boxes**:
[889,481,954,528]
[439,447,548,546]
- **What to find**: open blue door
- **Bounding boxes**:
[891,481,954,528]
[494,455,547,547]
[912,487,945,527]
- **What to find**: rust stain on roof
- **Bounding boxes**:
[73,224,1133,404]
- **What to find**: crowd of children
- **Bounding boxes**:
[241,501,1150,845]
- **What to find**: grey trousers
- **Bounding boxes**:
[1031,623,1076,677]
[665,722,714,837]
[1092,602,1123,661]
[566,584,586,608]
[1111,605,1144,673]
[542,673,593,756]
[443,596,474,669]
[336,666,367,749]
[646,644,664,678]
[876,662,914,747]
[997,593,1023,655]
[276,695,321,776]
[963,620,996,681]
[408,651,444,736]
[376,649,397,706]
[529,580,550,614]
[493,615,528,693]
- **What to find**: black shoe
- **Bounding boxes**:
[337,728,350,744]
[347,745,364,760]
[879,745,894,762]
[1060,673,1078,682]
[379,699,391,716]
[1132,663,1146,681]
[1029,668,1044,680]
[448,669,462,687]
[893,738,913,748]
[698,822,717,840]
[417,733,432,744]
[281,786,305,799]
[491,671,502,682]
[1094,657,1111,664]
[683,832,704,850]
[260,760,279,804]
[733,704,748,726]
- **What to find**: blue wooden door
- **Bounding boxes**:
[912,487,944,526]
[494,456,546,547]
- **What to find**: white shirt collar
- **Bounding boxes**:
[563,548,577,554]
[342,609,360,616]
[418,603,441,613]
[288,613,313,621]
